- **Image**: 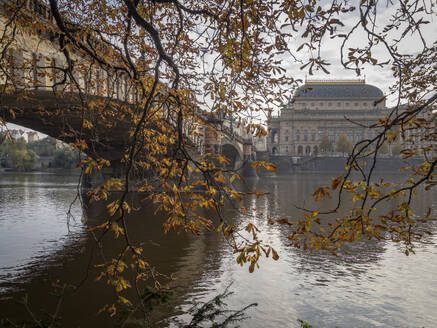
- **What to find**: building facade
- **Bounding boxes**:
[267,79,388,156]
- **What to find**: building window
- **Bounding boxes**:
[285,136,288,142]
[296,134,300,141]
[286,146,289,153]
[311,133,315,141]
[320,102,324,107]
[345,102,350,106]
[328,102,332,107]
[337,102,341,106]
[304,134,308,141]
[354,102,359,107]
[311,103,315,107]
[285,129,289,134]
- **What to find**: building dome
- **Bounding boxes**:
[294,80,384,99]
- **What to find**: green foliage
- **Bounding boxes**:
[335,134,352,155]
[180,285,257,328]
[0,294,62,328]
[319,134,332,153]
[105,285,256,328]
[28,137,56,157]
[297,319,313,328]
[1,137,36,171]
[140,286,173,311]
[53,147,80,168]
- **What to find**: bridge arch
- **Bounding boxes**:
[272,146,278,155]
[221,143,243,170]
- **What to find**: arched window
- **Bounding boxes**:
[305,145,311,155]
[297,145,303,155]
[271,131,278,143]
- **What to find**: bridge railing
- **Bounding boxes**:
[0,0,139,103]
[0,1,258,158]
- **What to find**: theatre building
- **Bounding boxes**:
[267,79,388,156]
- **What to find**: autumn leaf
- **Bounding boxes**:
[331,174,344,190]
[262,162,277,172]
[272,248,279,261]
[312,186,331,201]
[249,261,255,273]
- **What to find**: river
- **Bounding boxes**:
[0,171,436,327]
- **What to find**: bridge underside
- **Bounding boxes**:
[1,90,254,181]
[1,90,136,160]
[221,143,242,170]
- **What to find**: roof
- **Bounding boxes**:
[294,80,384,99]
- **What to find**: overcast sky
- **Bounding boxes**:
[4,1,437,135]
[281,1,437,106]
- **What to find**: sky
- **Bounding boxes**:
[3,0,437,135]
[280,1,437,107]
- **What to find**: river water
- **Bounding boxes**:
[0,171,436,327]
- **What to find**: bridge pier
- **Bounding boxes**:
[240,160,258,177]
[81,160,123,190]
[239,142,258,177]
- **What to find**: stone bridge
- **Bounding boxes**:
[1,89,256,172]
[0,0,259,175]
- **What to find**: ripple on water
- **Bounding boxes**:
[1,173,437,328]
[0,173,84,293]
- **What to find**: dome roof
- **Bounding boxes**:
[294,80,384,99]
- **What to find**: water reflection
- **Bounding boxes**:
[0,172,436,328]
[0,172,84,294]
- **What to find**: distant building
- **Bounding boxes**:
[10,129,26,140]
[27,131,39,143]
[267,79,388,156]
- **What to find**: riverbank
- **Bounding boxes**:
[0,167,81,175]
[264,155,423,175]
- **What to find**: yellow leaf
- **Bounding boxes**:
[263,162,277,172]
[217,221,224,232]
[88,221,109,232]
[118,296,132,306]
[331,174,344,190]
[218,155,230,164]
[111,222,124,238]
[249,261,255,273]
[272,248,279,261]
[214,174,226,184]
[85,163,92,175]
